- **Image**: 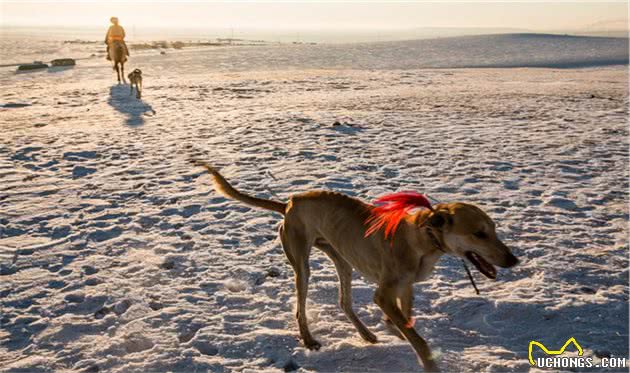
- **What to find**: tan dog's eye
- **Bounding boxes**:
[473,231,487,239]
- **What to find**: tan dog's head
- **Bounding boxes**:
[424,202,518,279]
[128,69,142,81]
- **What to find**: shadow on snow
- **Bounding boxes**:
[107,84,155,126]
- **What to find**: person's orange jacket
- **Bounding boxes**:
[105,24,126,43]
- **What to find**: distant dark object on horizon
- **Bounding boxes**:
[17,61,48,71]
[1,102,32,108]
[51,58,76,67]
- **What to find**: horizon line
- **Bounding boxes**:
[2,24,628,32]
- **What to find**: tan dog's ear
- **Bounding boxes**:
[426,210,452,229]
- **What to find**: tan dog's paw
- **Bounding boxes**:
[304,339,322,350]
[360,330,378,344]
[188,158,205,166]
[422,359,440,373]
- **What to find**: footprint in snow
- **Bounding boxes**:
[545,197,578,211]
[123,333,154,353]
[72,166,97,179]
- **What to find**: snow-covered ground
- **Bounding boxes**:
[0,37,628,372]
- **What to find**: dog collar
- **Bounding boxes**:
[426,228,446,253]
[427,219,480,295]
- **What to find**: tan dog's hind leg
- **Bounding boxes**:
[317,243,377,343]
[375,284,439,372]
[279,224,321,350]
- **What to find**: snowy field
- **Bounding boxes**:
[1,35,629,372]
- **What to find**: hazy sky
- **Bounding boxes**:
[1,1,627,31]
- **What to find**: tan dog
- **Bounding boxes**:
[127,68,142,99]
[199,163,518,372]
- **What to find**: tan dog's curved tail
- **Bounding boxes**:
[198,162,287,215]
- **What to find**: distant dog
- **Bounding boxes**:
[127,68,142,99]
[197,162,519,372]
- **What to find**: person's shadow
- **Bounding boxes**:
[107,84,155,126]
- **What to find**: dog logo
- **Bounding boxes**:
[528,337,583,366]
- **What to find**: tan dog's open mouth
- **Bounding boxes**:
[465,252,497,279]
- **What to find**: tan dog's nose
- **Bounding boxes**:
[503,253,519,268]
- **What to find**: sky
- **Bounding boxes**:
[0,1,627,32]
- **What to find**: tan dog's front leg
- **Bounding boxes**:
[383,316,404,339]
[400,284,414,325]
[374,285,439,372]
[383,284,414,340]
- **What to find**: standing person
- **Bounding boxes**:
[105,17,130,61]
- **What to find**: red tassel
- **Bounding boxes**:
[365,191,433,240]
